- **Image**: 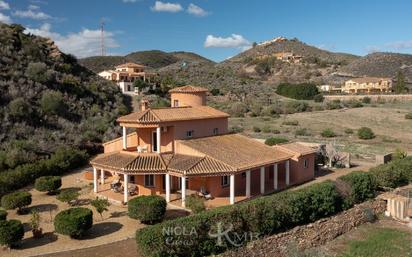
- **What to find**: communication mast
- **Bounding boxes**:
[100,19,106,56]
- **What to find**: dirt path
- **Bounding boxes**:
[41,238,139,257]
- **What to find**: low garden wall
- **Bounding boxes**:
[324,94,412,102]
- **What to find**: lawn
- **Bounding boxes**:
[339,227,412,257]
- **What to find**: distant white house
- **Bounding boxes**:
[98,63,156,94]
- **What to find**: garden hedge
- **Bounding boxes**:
[0,219,24,247]
[54,207,93,238]
[0,147,88,197]
[369,156,412,188]
[35,176,62,194]
[136,181,344,256]
[128,195,166,224]
[338,171,376,208]
[1,191,32,213]
[0,210,7,220]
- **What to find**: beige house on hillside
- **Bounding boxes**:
[98,62,156,94]
[342,77,392,93]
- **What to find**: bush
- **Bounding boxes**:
[54,208,93,238]
[321,128,336,138]
[35,176,62,194]
[0,219,24,247]
[276,83,319,100]
[282,120,299,126]
[265,137,289,146]
[1,191,32,214]
[57,188,80,206]
[358,127,375,140]
[405,112,412,119]
[91,197,110,220]
[135,181,342,257]
[186,195,206,214]
[344,128,354,134]
[0,210,7,220]
[128,196,166,224]
[0,147,88,197]
[313,94,324,102]
[252,126,261,133]
[369,157,412,188]
[261,126,272,133]
[295,128,310,136]
[338,172,376,207]
[362,97,371,104]
[40,90,66,116]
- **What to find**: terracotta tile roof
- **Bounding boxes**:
[90,152,167,173]
[168,154,235,176]
[115,62,145,68]
[275,143,317,157]
[117,106,229,124]
[169,85,208,93]
[177,134,293,171]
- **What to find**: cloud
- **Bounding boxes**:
[28,4,40,10]
[385,40,412,50]
[12,8,52,20]
[0,12,11,23]
[0,1,9,10]
[204,34,251,49]
[151,1,183,13]
[365,45,380,53]
[187,3,209,17]
[25,23,120,58]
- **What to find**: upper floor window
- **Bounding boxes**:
[221,176,229,187]
[186,130,194,138]
[144,175,154,187]
[213,128,219,135]
[304,159,308,168]
[174,100,179,107]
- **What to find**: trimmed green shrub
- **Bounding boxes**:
[186,195,206,214]
[57,188,80,206]
[0,210,7,220]
[358,127,375,140]
[35,176,62,194]
[54,208,93,238]
[1,191,32,214]
[405,112,412,119]
[276,83,319,100]
[338,172,376,207]
[0,147,88,197]
[128,196,166,224]
[265,137,289,146]
[0,219,24,247]
[369,157,412,188]
[321,128,336,138]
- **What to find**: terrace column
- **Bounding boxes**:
[285,160,290,186]
[122,126,127,150]
[230,174,235,205]
[124,174,129,203]
[93,167,98,193]
[181,176,186,207]
[273,163,278,190]
[245,170,251,198]
[156,127,161,153]
[260,167,265,194]
[100,169,105,185]
[165,174,171,203]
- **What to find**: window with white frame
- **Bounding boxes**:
[186,130,194,138]
[144,175,154,187]
[304,159,308,168]
[221,176,229,187]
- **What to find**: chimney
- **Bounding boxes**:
[140,100,149,111]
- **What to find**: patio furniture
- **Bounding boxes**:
[137,145,148,153]
[199,187,213,200]
[111,179,121,192]
[128,184,137,196]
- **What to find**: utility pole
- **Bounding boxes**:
[100,19,105,56]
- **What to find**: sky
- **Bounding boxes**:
[2,0,412,62]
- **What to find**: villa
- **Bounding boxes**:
[90,85,317,207]
[98,62,156,94]
[342,77,393,94]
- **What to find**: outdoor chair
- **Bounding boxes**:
[128,184,137,196]
[199,187,213,200]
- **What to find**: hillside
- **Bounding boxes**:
[338,52,412,80]
[80,50,213,73]
[0,23,129,172]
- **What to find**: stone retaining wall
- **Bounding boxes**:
[220,200,386,257]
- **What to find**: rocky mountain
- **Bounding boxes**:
[0,23,129,172]
[338,52,412,80]
[79,50,214,73]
